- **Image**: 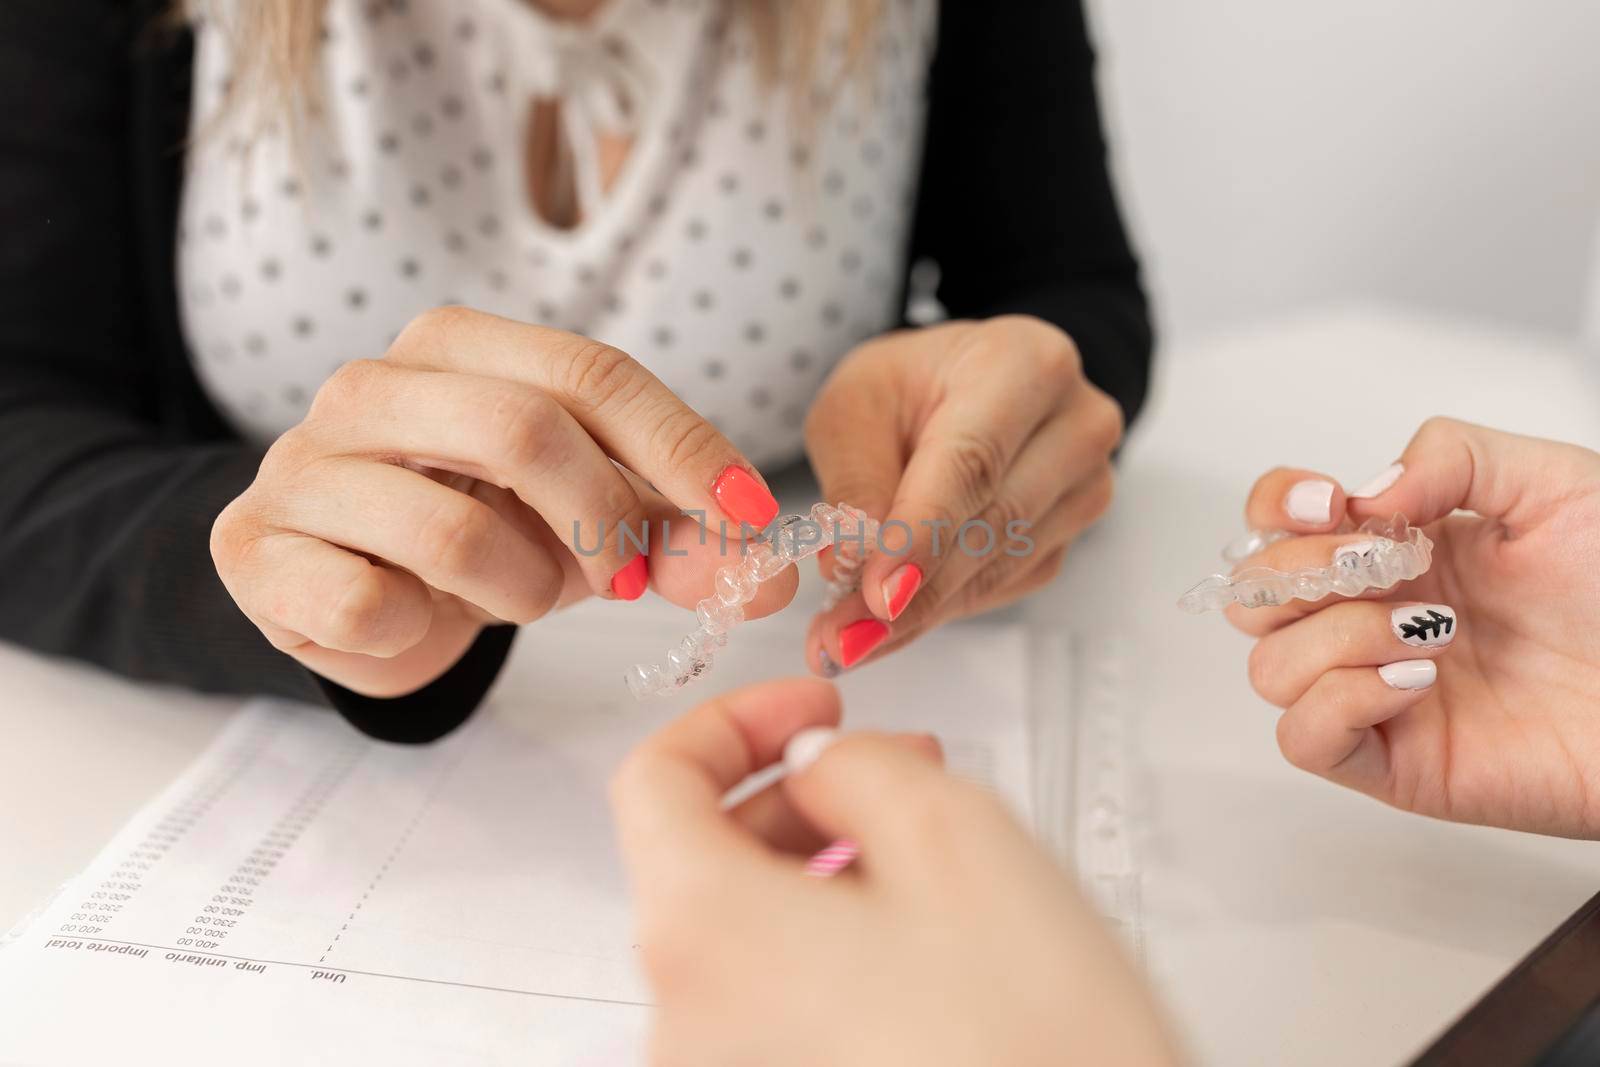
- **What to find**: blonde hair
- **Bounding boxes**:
[183,0,882,138]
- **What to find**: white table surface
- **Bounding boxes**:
[3,304,1598,1065]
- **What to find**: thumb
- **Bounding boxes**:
[1347,417,1593,533]
[781,729,1005,879]
[803,374,904,529]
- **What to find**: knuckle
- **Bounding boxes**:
[505,561,565,624]
[558,340,641,409]
[944,431,1009,511]
[481,388,565,470]
[1034,338,1084,391]
[414,496,496,577]
[1089,390,1125,452]
[391,304,476,358]
[908,496,962,556]
[257,425,316,482]
[599,490,651,548]
[588,474,645,526]
[1414,415,1469,457]
[979,491,1031,541]
[1416,415,1462,441]
[1081,467,1116,520]
[650,408,724,473]
[991,315,1081,372]
[1275,714,1316,771]
[1246,641,1282,704]
[321,567,392,651]
[310,359,384,418]
[208,496,257,570]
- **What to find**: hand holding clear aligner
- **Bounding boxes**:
[625,502,880,699]
[1178,514,1433,613]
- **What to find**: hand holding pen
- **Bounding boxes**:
[609,677,1178,1067]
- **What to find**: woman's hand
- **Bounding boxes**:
[801,316,1122,674]
[1229,418,1600,838]
[610,677,1178,1067]
[211,306,794,697]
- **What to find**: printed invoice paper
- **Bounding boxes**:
[0,607,1034,1065]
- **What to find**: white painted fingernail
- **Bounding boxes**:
[784,727,839,773]
[1350,462,1404,499]
[1379,659,1437,690]
[1285,479,1335,524]
[1392,604,1456,648]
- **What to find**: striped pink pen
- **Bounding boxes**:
[784,728,861,879]
[804,837,859,878]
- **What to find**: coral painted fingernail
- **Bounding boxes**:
[1392,604,1456,648]
[1350,462,1404,499]
[838,618,890,668]
[882,563,922,620]
[1379,659,1437,690]
[1285,479,1335,524]
[712,465,779,529]
[610,554,649,601]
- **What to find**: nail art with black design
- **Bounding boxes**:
[1392,604,1456,648]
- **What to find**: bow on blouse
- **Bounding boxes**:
[517,15,656,216]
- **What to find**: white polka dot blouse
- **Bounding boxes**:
[177,0,938,470]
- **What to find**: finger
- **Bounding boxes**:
[1247,600,1459,707]
[1275,660,1440,797]
[886,464,1108,633]
[782,731,1011,879]
[387,307,779,531]
[863,404,1112,623]
[804,472,1107,675]
[264,457,566,624]
[856,332,1095,622]
[1221,532,1412,637]
[639,497,800,619]
[729,732,942,854]
[307,361,652,600]
[1345,416,1594,532]
[870,539,1070,663]
[803,359,908,531]
[805,606,891,677]
[610,678,841,886]
[217,527,434,657]
[955,545,1068,619]
[1244,467,1347,534]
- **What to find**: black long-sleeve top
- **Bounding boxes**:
[0,0,1151,742]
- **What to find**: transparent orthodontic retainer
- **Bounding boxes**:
[1177,514,1433,614]
[624,502,880,699]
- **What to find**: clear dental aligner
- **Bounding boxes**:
[1177,514,1432,614]
[624,502,880,699]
